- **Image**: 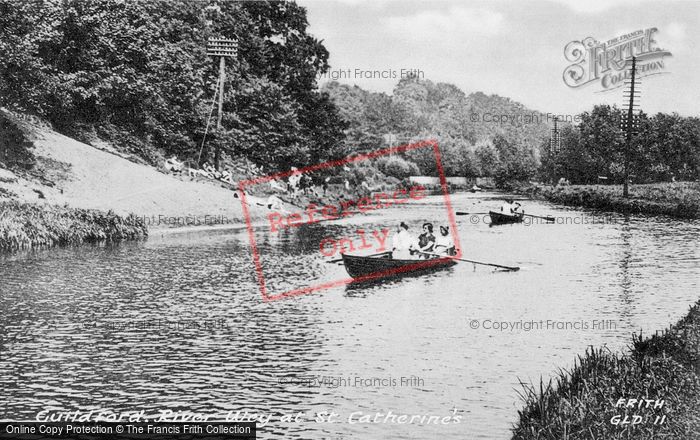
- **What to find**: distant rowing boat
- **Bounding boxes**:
[341,251,456,280]
[489,210,524,225]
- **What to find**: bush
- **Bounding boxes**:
[376,156,420,179]
[0,111,35,169]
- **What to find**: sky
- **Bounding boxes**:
[298,0,700,117]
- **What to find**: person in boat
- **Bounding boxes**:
[416,222,436,258]
[434,226,456,256]
[391,222,417,259]
[500,199,514,215]
[512,201,523,215]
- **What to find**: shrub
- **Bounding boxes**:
[0,111,35,169]
[376,156,420,179]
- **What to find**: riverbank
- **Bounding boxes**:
[0,200,147,250]
[524,182,700,219]
[512,300,700,439]
[1,110,279,243]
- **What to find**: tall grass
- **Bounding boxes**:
[513,302,700,439]
[0,201,147,251]
[528,182,700,219]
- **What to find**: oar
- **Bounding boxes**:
[456,211,489,215]
[522,213,555,222]
[326,251,390,264]
[420,251,520,272]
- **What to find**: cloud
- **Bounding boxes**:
[554,0,640,14]
[383,7,504,41]
[299,0,392,9]
[665,22,686,42]
[659,22,687,53]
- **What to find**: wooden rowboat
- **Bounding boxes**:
[341,251,456,281]
[488,210,524,225]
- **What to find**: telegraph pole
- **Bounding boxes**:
[622,56,640,198]
[550,116,560,152]
[206,37,237,170]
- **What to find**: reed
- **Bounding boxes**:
[0,201,148,251]
[512,301,700,439]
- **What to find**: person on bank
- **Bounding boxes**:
[392,222,417,259]
[434,226,456,256]
[416,222,436,258]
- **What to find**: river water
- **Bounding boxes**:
[1,192,699,439]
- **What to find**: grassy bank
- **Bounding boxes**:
[526,182,700,219]
[0,201,147,251]
[512,301,700,439]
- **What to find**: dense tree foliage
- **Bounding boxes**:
[540,105,700,184]
[0,0,345,170]
[323,78,549,179]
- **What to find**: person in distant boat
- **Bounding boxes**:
[501,199,514,214]
[512,201,523,214]
[416,222,436,258]
[391,222,417,259]
[434,226,456,256]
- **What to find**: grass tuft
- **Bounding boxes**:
[513,301,700,439]
[0,201,147,251]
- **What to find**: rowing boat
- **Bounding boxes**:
[488,210,524,225]
[341,251,456,280]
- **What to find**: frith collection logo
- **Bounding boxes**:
[563,28,672,91]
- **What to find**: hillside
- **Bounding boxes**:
[0,111,269,229]
[323,78,551,180]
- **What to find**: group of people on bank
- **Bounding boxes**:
[391,222,456,259]
[164,156,235,185]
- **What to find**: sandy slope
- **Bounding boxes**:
[1,118,270,229]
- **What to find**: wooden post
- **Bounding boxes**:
[215,56,225,171]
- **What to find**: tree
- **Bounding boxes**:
[0,0,346,171]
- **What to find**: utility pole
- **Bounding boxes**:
[622,56,640,198]
[550,116,560,152]
[206,37,237,170]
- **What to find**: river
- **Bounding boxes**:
[1,192,699,439]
